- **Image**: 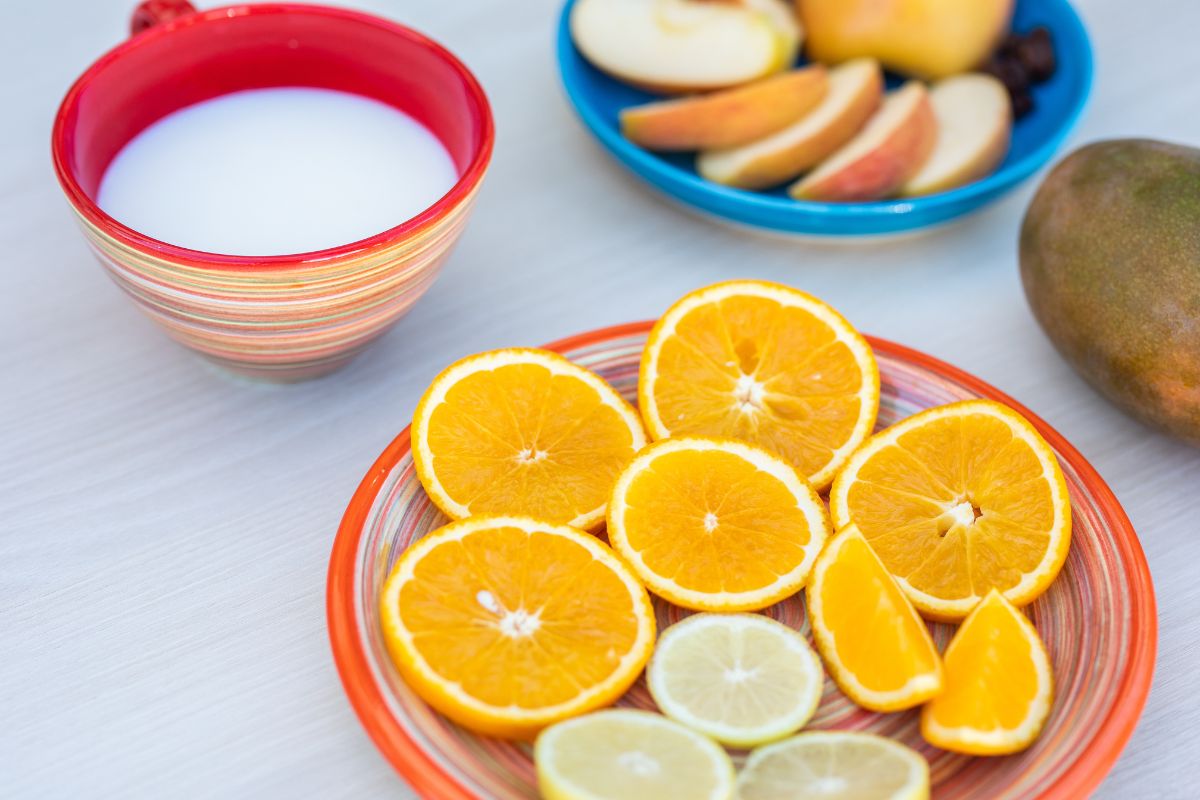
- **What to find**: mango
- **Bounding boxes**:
[1020,139,1200,444]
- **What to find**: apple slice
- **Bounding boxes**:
[789,81,936,202]
[696,58,882,189]
[570,0,801,94]
[901,74,1011,196]
[620,67,827,151]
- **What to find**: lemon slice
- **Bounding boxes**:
[737,732,930,800]
[536,709,736,800]
[921,589,1054,755]
[646,613,823,747]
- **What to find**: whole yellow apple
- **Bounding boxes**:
[797,0,1014,79]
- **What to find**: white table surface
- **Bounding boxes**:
[3,0,1198,796]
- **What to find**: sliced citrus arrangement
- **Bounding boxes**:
[411,348,646,530]
[921,589,1054,756]
[607,436,831,611]
[379,289,1077,783]
[379,515,655,739]
[639,280,879,491]
[829,398,1072,621]
[736,732,930,800]
[536,710,736,800]
[646,613,823,747]
[807,527,943,712]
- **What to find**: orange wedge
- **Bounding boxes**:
[807,527,943,712]
[412,348,646,530]
[607,436,831,612]
[379,515,656,739]
[639,280,879,491]
[829,399,1071,621]
[921,589,1054,755]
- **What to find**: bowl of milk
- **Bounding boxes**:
[52,2,494,381]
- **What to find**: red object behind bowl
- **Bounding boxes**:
[131,0,199,34]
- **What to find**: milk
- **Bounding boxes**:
[97,88,459,256]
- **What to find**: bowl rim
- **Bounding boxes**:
[325,320,1157,800]
[554,0,1094,232]
[50,2,495,270]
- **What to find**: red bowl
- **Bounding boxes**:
[52,2,494,380]
[327,321,1156,799]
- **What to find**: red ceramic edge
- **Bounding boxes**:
[325,321,1158,800]
[50,3,495,271]
[131,0,198,34]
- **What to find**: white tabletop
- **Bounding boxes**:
[3,0,1197,796]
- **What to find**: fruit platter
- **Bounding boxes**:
[12,0,1198,798]
[557,0,1093,235]
[327,283,1155,799]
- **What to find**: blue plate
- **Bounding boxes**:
[556,0,1093,237]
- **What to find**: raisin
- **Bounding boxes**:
[1011,90,1035,119]
[1017,27,1056,81]
[984,55,1032,95]
[998,33,1024,59]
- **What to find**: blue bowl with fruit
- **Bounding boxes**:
[556,0,1093,237]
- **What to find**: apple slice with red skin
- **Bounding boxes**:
[620,67,828,152]
[790,81,936,202]
[901,73,1011,196]
[696,58,883,190]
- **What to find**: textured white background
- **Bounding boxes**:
[2,0,1197,797]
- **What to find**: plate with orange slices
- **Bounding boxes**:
[327,282,1155,800]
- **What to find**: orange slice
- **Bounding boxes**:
[379,515,656,739]
[921,589,1054,755]
[639,280,879,491]
[412,348,646,530]
[807,527,943,712]
[607,436,831,612]
[829,399,1071,621]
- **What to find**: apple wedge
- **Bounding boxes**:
[620,67,827,151]
[789,81,936,202]
[902,74,1011,196]
[570,0,801,94]
[696,58,882,189]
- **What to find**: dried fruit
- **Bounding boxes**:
[984,27,1057,120]
[1018,27,1056,82]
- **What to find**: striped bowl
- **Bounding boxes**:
[52,3,494,381]
[327,321,1156,798]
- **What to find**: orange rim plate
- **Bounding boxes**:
[326,321,1156,800]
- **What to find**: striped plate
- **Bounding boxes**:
[327,321,1156,799]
